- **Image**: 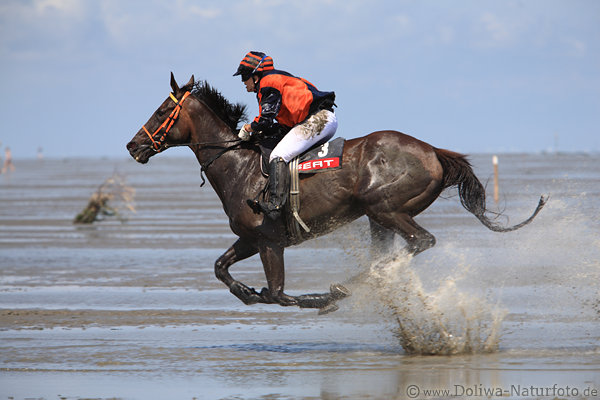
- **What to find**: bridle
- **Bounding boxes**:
[140,90,245,186]
[142,91,192,152]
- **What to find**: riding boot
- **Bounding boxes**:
[258,157,289,220]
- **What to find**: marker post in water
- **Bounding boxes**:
[493,155,499,204]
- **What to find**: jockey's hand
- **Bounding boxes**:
[238,124,254,141]
[238,125,252,141]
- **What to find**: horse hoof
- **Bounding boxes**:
[330,283,351,300]
[230,282,262,305]
[277,295,298,306]
[262,288,298,306]
[318,303,339,315]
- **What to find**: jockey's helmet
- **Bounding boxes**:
[233,51,274,81]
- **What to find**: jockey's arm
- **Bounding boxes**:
[250,87,282,133]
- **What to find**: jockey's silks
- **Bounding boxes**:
[250,70,335,132]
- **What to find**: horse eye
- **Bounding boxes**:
[155,108,168,118]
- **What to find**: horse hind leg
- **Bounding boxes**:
[364,178,439,256]
[369,218,396,259]
[346,216,432,290]
[398,214,436,256]
[296,284,352,315]
[343,218,397,286]
[370,212,436,257]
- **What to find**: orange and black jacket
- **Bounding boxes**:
[250,69,335,134]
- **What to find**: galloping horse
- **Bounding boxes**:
[127,74,546,313]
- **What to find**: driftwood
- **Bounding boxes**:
[74,174,135,224]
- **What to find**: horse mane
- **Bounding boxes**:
[191,80,248,132]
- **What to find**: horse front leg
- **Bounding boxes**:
[215,239,266,305]
[258,243,351,313]
[258,243,297,306]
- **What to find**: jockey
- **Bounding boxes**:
[234,51,337,220]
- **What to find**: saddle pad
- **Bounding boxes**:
[297,137,345,174]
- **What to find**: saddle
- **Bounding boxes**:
[258,137,345,242]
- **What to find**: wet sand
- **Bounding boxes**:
[1,154,599,399]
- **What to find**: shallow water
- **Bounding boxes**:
[1,153,599,399]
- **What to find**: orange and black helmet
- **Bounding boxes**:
[233,51,274,81]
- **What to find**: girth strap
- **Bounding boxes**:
[288,158,310,236]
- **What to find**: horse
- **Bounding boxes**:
[126,73,546,313]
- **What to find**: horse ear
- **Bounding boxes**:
[183,75,195,90]
[170,72,180,93]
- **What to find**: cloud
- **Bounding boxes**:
[438,25,455,44]
[392,14,412,34]
[185,5,221,19]
[94,1,227,50]
[0,0,91,62]
[564,38,587,57]
[33,0,84,16]
[1,0,599,157]
[174,0,222,19]
[476,12,513,47]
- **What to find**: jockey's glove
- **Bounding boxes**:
[238,126,252,141]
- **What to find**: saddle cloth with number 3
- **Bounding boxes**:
[296,137,345,174]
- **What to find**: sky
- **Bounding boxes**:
[0,0,599,158]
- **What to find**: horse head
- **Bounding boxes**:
[127,72,195,163]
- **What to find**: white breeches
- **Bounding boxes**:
[270,110,338,162]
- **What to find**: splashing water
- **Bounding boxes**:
[336,155,600,355]
[367,254,506,355]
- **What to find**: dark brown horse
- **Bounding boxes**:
[127,74,546,313]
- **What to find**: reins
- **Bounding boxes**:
[137,138,244,187]
[169,139,244,187]
[196,141,244,187]
[162,138,242,149]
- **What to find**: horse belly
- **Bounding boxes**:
[296,168,361,234]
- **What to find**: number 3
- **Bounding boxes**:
[318,142,329,157]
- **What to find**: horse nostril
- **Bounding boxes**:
[126,141,137,151]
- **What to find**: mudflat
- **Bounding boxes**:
[1,155,599,399]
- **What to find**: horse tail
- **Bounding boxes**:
[433,147,546,232]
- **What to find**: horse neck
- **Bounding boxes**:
[186,98,261,203]
[186,98,235,150]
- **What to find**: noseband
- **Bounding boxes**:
[142,91,191,152]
